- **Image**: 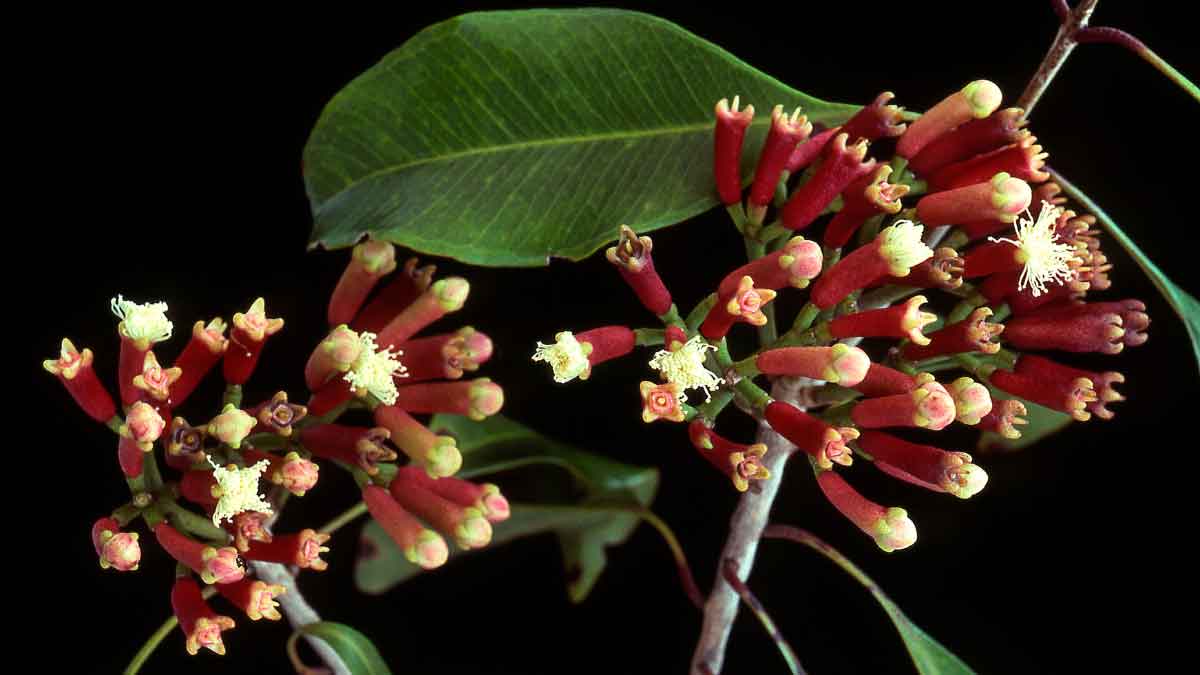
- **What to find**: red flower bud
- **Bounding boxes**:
[377,277,469,348]
[916,173,1031,227]
[605,226,673,315]
[989,368,1096,421]
[390,378,504,421]
[881,247,965,290]
[302,424,398,476]
[764,402,857,469]
[748,105,812,221]
[718,236,823,294]
[816,470,917,552]
[687,421,771,492]
[753,344,870,385]
[811,221,933,308]
[216,578,286,621]
[780,132,875,231]
[700,276,777,339]
[713,96,755,205]
[155,523,245,584]
[374,405,461,477]
[92,517,140,571]
[244,529,330,571]
[1003,308,1131,355]
[823,165,910,248]
[978,398,1028,439]
[851,374,956,430]
[362,485,449,570]
[785,127,839,173]
[857,430,988,499]
[223,298,284,385]
[384,469,510,523]
[907,107,1027,176]
[328,240,397,327]
[829,295,938,345]
[172,577,236,655]
[352,257,437,332]
[927,134,1049,191]
[852,363,918,398]
[304,325,363,390]
[399,327,494,382]
[841,91,907,142]
[1014,354,1125,420]
[170,319,229,406]
[44,339,117,423]
[391,467,494,549]
[902,307,1004,360]
[897,79,1002,159]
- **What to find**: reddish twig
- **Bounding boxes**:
[722,558,806,674]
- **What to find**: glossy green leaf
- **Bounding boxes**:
[978,386,1072,453]
[356,414,659,601]
[303,9,859,266]
[297,622,392,675]
[766,526,976,675]
[1050,168,1200,374]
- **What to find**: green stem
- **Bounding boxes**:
[320,502,368,535]
[695,389,735,424]
[686,294,717,334]
[634,328,667,346]
[657,304,685,329]
[733,379,772,413]
[1135,43,1200,104]
[161,499,228,542]
[222,384,243,409]
[106,416,124,435]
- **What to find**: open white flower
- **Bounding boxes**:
[110,295,173,345]
[210,458,273,526]
[648,335,725,402]
[989,201,1076,297]
[877,220,934,277]
[532,331,591,383]
[343,331,408,405]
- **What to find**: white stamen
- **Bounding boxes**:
[343,331,407,405]
[532,331,589,383]
[209,458,273,526]
[110,295,173,344]
[878,220,934,275]
[648,336,725,403]
[989,201,1076,297]
[731,95,740,112]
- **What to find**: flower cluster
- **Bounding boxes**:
[532,81,1146,552]
[48,240,508,657]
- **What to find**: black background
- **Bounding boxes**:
[28,2,1199,673]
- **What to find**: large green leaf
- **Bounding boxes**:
[765,526,975,675]
[1049,168,1200,374]
[303,9,859,266]
[297,622,392,675]
[356,414,660,601]
[978,387,1073,453]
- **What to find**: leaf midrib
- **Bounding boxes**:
[312,118,772,206]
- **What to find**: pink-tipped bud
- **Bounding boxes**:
[305,325,363,390]
[44,339,117,423]
[398,326,494,382]
[816,470,917,552]
[255,450,320,497]
[122,401,165,451]
[978,398,1028,439]
[377,277,470,348]
[718,236,823,295]
[852,374,956,430]
[897,79,1002,159]
[328,240,397,327]
[853,363,918,398]
[841,91,907,141]
[391,378,505,421]
[829,295,938,345]
[753,344,870,385]
[700,276,778,339]
[302,425,398,476]
[713,96,755,205]
[374,405,462,477]
[946,377,993,425]
[155,523,245,584]
[172,577,236,656]
[747,105,812,220]
[228,511,272,553]
[857,431,988,499]
[207,404,256,449]
[765,402,857,469]
[903,307,1004,360]
[132,351,182,402]
[780,132,875,231]
[917,172,1031,226]
[688,421,772,492]
[363,485,449,569]
[390,468,494,549]
[92,517,141,571]
[244,529,331,571]
[352,257,438,332]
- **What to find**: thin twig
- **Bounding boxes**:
[1018,0,1100,116]
[1075,26,1200,104]
[690,377,810,675]
[721,559,806,675]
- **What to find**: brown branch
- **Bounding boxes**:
[1018,0,1100,116]
[690,376,810,675]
